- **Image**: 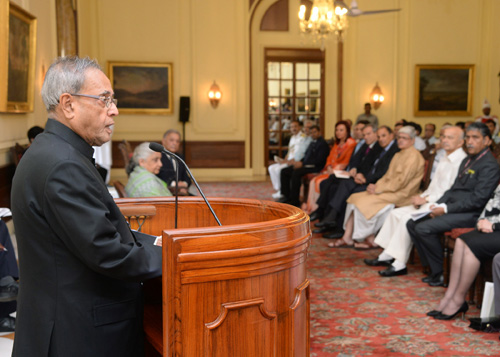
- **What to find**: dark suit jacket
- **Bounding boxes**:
[302,137,330,171]
[361,140,400,184]
[437,148,500,213]
[157,152,191,186]
[11,119,163,356]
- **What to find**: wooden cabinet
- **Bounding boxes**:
[116,197,311,356]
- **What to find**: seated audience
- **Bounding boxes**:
[157,129,191,195]
[331,126,424,249]
[407,122,500,287]
[269,120,307,199]
[423,123,437,146]
[428,184,500,320]
[364,126,466,276]
[125,142,173,197]
[313,125,399,238]
[303,120,356,213]
[407,122,426,151]
[279,125,330,207]
[352,120,369,155]
[27,126,44,145]
[0,220,19,333]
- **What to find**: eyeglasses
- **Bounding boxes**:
[70,93,118,108]
[397,135,411,140]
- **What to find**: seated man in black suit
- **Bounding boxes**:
[408,122,500,287]
[310,123,379,222]
[157,129,191,195]
[279,125,330,207]
[314,125,400,238]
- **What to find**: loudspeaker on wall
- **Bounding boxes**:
[179,96,190,123]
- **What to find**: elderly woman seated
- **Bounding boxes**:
[125,142,172,197]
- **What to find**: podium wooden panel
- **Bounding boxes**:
[116,197,311,356]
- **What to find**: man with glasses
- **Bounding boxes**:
[331,126,425,248]
[407,122,500,287]
[11,56,162,356]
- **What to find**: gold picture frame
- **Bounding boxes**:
[0,1,37,113]
[108,62,173,115]
[414,64,474,117]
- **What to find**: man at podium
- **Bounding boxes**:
[11,56,162,356]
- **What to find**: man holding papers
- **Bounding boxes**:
[364,126,466,276]
[407,122,500,286]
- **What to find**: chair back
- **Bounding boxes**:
[113,180,128,198]
[118,140,132,168]
[10,143,26,166]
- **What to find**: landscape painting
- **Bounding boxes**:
[414,64,474,116]
[108,62,172,114]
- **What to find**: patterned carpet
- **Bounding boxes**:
[201,181,500,356]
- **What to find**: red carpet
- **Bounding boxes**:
[199,181,500,355]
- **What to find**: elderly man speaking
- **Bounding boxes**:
[11,57,162,356]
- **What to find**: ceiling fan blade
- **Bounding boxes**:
[355,9,401,17]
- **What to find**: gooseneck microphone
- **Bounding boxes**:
[149,142,222,226]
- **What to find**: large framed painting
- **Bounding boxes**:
[108,62,173,115]
[0,1,37,113]
[414,64,474,117]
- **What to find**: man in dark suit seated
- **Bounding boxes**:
[407,122,500,287]
[279,125,330,207]
[157,129,191,195]
[309,123,379,222]
[313,125,400,238]
[11,56,163,356]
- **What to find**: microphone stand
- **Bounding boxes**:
[174,157,179,228]
[150,143,222,226]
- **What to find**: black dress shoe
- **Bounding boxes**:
[0,276,18,302]
[278,197,288,203]
[428,273,444,287]
[312,226,332,234]
[378,266,407,277]
[309,210,323,222]
[0,316,15,333]
[422,275,432,283]
[434,302,468,320]
[364,257,394,267]
[322,228,344,239]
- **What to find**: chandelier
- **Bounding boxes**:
[298,0,349,50]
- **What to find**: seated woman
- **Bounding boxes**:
[428,184,500,320]
[303,120,356,213]
[125,142,173,197]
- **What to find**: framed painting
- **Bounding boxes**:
[414,64,474,117]
[0,1,37,113]
[108,62,173,115]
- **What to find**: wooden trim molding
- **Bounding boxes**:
[112,140,245,169]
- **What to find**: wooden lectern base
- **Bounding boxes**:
[117,197,311,356]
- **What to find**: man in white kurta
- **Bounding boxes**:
[269,120,307,198]
[365,126,467,276]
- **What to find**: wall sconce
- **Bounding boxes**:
[208,81,222,108]
[370,82,384,110]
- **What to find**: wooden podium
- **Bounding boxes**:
[116,197,311,356]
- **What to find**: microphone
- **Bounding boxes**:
[149,142,222,226]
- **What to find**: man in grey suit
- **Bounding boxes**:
[11,56,162,356]
[408,122,500,287]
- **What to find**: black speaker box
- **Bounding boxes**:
[179,96,190,123]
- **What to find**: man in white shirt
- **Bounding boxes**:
[269,120,307,199]
[364,126,467,276]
